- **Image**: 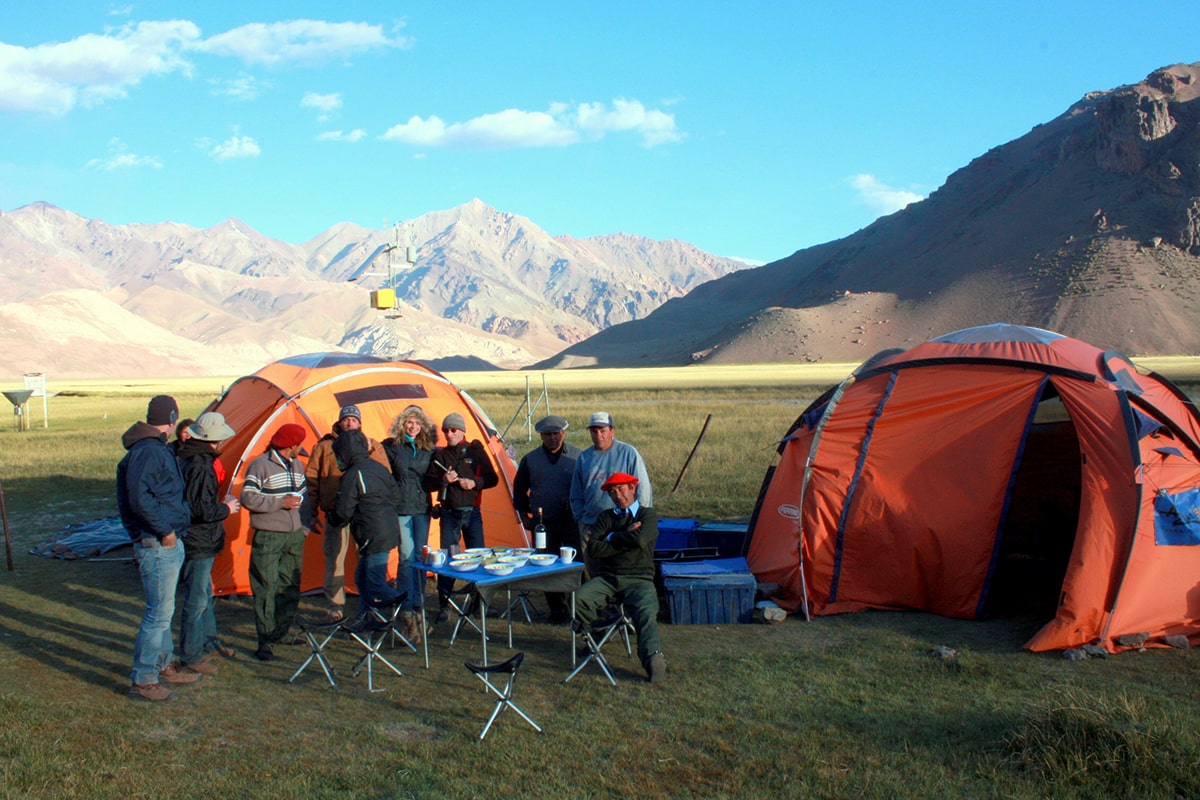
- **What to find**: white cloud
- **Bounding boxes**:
[301,91,341,121]
[208,135,261,161]
[317,129,366,142]
[84,138,162,170]
[380,98,681,150]
[849,174,925,214]
[0,20,200,115]
[212,73,264,101]
[193,20,408,66]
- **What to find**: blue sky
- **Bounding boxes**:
[1,3,1196,264]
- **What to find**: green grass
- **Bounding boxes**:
[3,367,1200,799]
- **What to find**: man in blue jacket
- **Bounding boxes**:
[117,395,201,702]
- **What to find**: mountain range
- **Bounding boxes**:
[0,199,748,377]
[5,62,1200,380]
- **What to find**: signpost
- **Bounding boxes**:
[23,373,48,428]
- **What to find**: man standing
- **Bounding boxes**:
[570,412,653,537]
[117,395,203,702]
[574,472,666,683]
[305,404,390,621]
[513,415,581,623]
[422,412,499,621]
[241,422,313,661]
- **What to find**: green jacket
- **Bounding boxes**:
[586,504,658,580]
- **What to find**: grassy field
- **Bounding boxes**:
[2,363,1200,799]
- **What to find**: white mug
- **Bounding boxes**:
[559,546,577,564]
[430,549,448,567]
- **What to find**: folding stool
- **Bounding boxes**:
[345,604,407,692]
[562,608,635,686]
[464,652,543,740]
[289,614,345,688]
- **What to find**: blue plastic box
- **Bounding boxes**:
[695,522,749,559]
[656,518,698,551]
[661,557,756,624]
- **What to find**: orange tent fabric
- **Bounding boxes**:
[204,352,526,596]
[747,324,1200,651]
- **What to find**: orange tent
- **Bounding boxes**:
[747,324,1200,651]
[204,352,526,596]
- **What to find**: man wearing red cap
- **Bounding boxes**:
[574,471,666,683]
[240,422,314,661]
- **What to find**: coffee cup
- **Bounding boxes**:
[559,546,577,564]
[430,549,448,567]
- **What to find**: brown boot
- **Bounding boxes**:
[647,652,667,684]
[129,682,176,702]
[401,611,422,646]
[160,663,204,684]
[182,657,218,675]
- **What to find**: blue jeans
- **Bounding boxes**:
[179,556,217,666]
[131,538,185,685]
[397,514,430,610]
[437,506,485,605]
[356,550,402,612]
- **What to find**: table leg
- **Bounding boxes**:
[479,590,488,664]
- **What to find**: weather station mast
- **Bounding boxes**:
[346,222,417,318]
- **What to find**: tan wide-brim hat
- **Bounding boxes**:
[189,411,236,442]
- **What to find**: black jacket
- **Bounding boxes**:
[382,436,434,515]
[422,439,499,509]
[177,439,231,559]
[330,429,401,556]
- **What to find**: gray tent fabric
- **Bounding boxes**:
[30,517,131,560]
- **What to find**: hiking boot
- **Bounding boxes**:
[400,611,422,646]
[213,643,237,659]
[254,645,275,661]
[159,663,204,685]
[434,607,449,623]
[182,657,218,675]
[129,682,176,702]
[647,651,666,684]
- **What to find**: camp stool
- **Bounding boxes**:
[344,604,409,692]
[447,586,489,646]
[498,590,539,624]
[563,609,635,686]
[289,614,345,688]
[464,652,542,740]
[372,600,429,670]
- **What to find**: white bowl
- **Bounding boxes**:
[465,547,492,555]
[529,554,558,566]
[499,556,528,568]
[484,562,514,576]
[512,547,536,556]
[450,560,481,572]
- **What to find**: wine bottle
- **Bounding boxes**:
[534,507,547,552]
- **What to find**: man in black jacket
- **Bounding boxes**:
[422,413,499,621]
[330,428,404,614]
[176,412,240,674]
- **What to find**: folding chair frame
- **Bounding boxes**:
[465,652,543,740]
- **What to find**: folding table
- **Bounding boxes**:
[422,560,584,663]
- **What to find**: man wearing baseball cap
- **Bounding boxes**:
[574,471,666,683]
[569,411,652,540]
[117,394,201,701]
[304,404,390,621]
[240,422,314,661]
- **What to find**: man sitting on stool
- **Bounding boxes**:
[573,471,666,683]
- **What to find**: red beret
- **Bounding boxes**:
[270,423,306,449]
[601,472,639,491]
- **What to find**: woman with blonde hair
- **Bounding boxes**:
[382,405,437,642]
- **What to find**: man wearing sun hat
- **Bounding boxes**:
[241,421,314,661]
[176,411,240,674]
[574,471,666,683]
[570,411,653,540]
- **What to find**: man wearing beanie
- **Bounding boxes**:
[422,412,499,621]
[240,422,314,661]
[304,404,390,621]
[117,394,202,702]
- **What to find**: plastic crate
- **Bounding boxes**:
[661,557,756,624]
[656,518,698,551]
[695,522,749,559]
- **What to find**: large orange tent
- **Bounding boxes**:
[747,324,1200,651]
[203,352,527,596]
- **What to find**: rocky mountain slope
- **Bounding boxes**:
[543,62,1200,367]
[0,199,748,377]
